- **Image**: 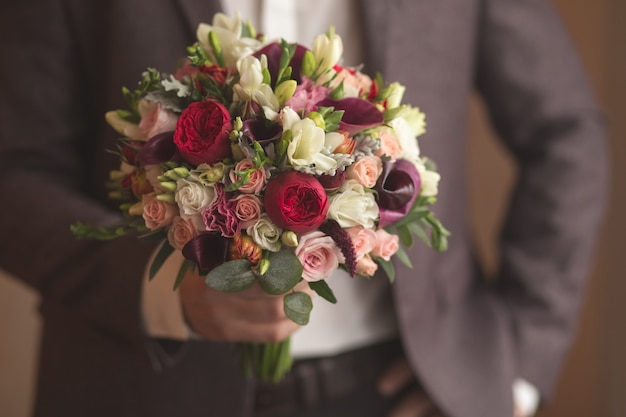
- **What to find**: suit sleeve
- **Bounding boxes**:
[0,1,159,358]
[475,0,608,399]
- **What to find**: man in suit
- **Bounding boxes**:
[0,0,606,416]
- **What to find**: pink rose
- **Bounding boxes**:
[372,229,400,261]
[346,226,378,259]
[356,254,378,277]
[376,128,402,161]
[142,193,178,230]
[295,231,345,282]
[233,194,263,228]
[229,159,267,194]
[346,155,383,188]
[138,99,179,140]
[167,216,200,250]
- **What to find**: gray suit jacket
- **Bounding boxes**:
[0,1,607,416]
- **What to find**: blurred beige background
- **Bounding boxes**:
[0,0,623,415]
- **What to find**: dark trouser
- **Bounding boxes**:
[253,339,406,417]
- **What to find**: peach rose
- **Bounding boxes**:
[142,193,178,230]
[229,158,267,194]
[346,155,382,188]
[138,99,178,140]
[375,128,402,161]
[346,226,378,259]
[295,231,345,282]
[356,254,378,277]
[233,194,263,228]
[167,216,200,250]
[332,68,373,98]
[372,229,400,261]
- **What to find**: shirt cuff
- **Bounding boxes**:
[513,378,540,417]
[141,248,192,340]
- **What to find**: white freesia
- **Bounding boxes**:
[196,13,262,70]
[175,177,217,219]
[312,29,343,74]
[282,108,338,173]
[247,215,282,252]
[385,82,406,109]
[104,111,143,140]
[233,55,280,112]
[328,180,379,228]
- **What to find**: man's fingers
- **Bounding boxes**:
[378,357,416,396]
[386,390,438,417]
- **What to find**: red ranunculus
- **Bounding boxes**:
[264,171,329,234]
[174,101,232,166]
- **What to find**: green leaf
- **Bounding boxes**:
[149,241,174,280]
[205,259,255,292]
[257,249,303,295]
[407,221,431,248]
[376,258,396,283]
[308,280,337,304]
[173,259,193,291]
[394,245,413,269]
[283,292,313,325]
[397,224,413,248]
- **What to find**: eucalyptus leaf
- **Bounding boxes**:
[257,249,303,295]
[308,280,337,304]
[205,259,255,292]
[283,292,313,325]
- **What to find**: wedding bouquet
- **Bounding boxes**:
[72,13,449,382]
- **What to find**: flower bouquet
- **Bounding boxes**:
[72,13,449,382]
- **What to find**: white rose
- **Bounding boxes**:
[328,180,379,228]
[416,162,441,197]
[396,105,426,139]
[175,177,216,219]
[389,117,421,164]
[247,215,282,252]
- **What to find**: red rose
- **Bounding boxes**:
[174,101,232,166]
[264,171,329,234]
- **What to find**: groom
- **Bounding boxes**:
[0,0,606,416]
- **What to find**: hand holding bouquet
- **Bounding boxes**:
[72,13,449,382]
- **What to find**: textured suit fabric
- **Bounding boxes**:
[0,1,607,416]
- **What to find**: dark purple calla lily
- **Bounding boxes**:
[241,119,283,145]
[182,233,229,274]
[316,97,383,135]
[135,131,181,166]
[375,159,421,227]
[317,169,346,190]
[254,42,309,86]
